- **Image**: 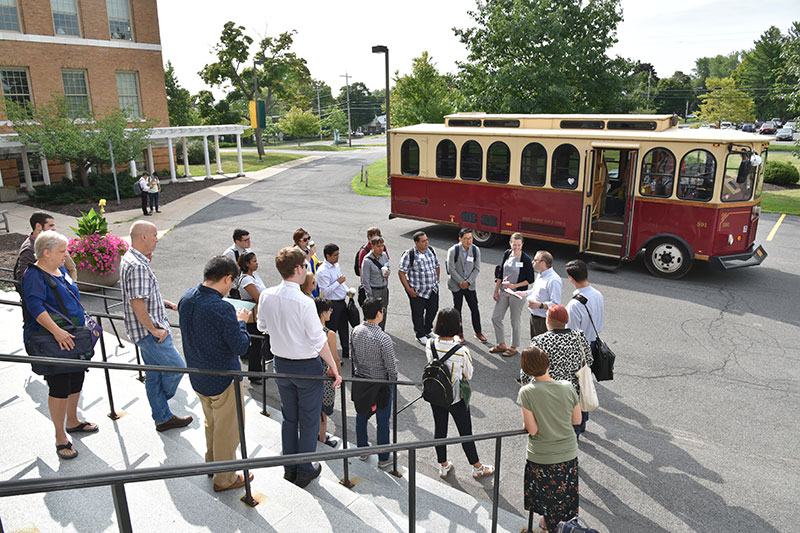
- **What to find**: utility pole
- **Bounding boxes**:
[314,86,323,140]
[341,72,352,147]
[372,45,390,186]
[254,59,265,162]
[646,71,652,111]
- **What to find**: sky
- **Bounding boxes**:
[156,0,800,100]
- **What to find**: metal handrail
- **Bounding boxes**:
[0,266,122,293]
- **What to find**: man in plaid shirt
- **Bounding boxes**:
[398,231,440,345]
[120,221,192,432]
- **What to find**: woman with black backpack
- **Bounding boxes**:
[425,308,494,480]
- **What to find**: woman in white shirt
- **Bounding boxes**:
[426,308,494,480]
[238,252,267,383]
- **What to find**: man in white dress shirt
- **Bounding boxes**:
[257,247,342,488]
[316,243,351,359]
[525,250,562,339]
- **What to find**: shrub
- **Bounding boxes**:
[28,170,139,205]
[764,160,800,186]
[176,140,216,165]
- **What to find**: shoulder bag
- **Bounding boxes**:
[575,335,599,412]
[573,294,615,381]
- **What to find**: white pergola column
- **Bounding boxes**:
[65,161,73,181]
[129,160,138,178]
[0,163,4,187]
[21,147,33,192]
[214,135,223,174]
[146,145,155,174]
[40,157,51,185]
[202,136,211,179]
[236,134,244,176]
[166,137,177,183]
[182,137,191,177]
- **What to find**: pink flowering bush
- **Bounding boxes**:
[68,203,128,277]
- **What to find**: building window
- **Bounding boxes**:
[62,70,90,118]
[486,141,510,183]
[436,139,456,178]
[0,0,20,31]
[116,71,141,118]
[106,0,132,40]
[677,149,716,201]
[551,144,580,189]
[0,68,32,108]
[400,139,419,176]
[520,142,547,187]
[460,140,482,181]
[640,148,675,197]
[51,0,80,36]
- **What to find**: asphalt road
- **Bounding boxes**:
[146,149,798,532]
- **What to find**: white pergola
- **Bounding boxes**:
[0,124,248,192]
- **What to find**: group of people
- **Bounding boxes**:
[136,172,162,216]
[17,211,607,528]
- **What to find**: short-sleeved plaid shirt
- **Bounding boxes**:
[398,247,440,299]
[120,247,170,343]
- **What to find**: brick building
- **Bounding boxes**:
[0,0,173,189]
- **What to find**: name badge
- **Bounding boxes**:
[515,262,523,268]
[466,256,474,262]
[64,272,74,285]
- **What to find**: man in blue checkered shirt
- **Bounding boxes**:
[398,231,440,345]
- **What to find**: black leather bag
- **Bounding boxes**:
[26,327,95,375]
[347,297,361,327]
[573,294,615,381]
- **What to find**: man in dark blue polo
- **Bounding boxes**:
[178,255,252,492]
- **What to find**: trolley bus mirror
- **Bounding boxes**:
[750,153,763,167]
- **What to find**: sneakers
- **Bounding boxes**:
[417,336,429,345]
[439,461,454,478]
[472,463,495,479]
[377,457,393,469]
[359,441,372,461]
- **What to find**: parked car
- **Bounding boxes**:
[742,123,756,132]
[785,121,798,131]
[759,123,777,135]
[771,118,782,128]
[776,128,794,141]
[720,121,733,129]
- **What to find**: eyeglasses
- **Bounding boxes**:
[301,237,311,242]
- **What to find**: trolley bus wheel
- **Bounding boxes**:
[644,238,692,279]
[471,230,497,246]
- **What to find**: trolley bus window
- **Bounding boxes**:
[722,152,755,202]
[754,149,767,199]
[640,148,675,197]
[551,144,580,189]
[677,149,716,201]
[436,139,457,178]
[460,140,483,181]
[487,141,511,183]
[401,139,420,176]
[520,142,547,187]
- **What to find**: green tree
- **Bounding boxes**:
[391,52,456,127]
[320,108,347,136]
[780,21,800,116]
[453,0,628,113]
[192,90,242,125]
[695,77,755,126]
[278,107,320,145]
[164,60,198,126]
[199,22,310,157]
[337,81,382,129]
[734,26,787,119]
[4,94,153,187]
[692,52,742,88]
[654,71,697,116]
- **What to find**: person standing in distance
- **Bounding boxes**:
[257,247,342,489]
[446,228,486,342]
[398,231,440,345]
[522,251,562,339]
[120,221,192,432]
[316,243,351,359]
[137,174,151,216]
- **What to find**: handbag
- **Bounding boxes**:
[557,517,600,533]
[346,297,361,327]
[572,294,615,381]
[61,276,102,347]
[357,285,367,307]
[460,378,472,407]
[575,348,599,412]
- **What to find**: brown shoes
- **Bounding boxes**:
[213,472,254,492]
[155,415,193,432]
[502,347,519,358]
[474,332,488,342]
[489,344,507,353]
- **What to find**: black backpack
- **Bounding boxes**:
[446,244,476,274]
[422,339,463,407]
[229,249,242,299]
[353,244,369,276]
[407,246,436,271]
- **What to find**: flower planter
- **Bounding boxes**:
[76,255,121,291]
[0,188,18,202]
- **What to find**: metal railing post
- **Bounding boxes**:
[232,381,257,507]
[134,345,145,383]
[408,447,416,533]
[111,483,133,533]
[97,319,120,420]
[260,335,270,417]
[491,436,502,533]
[338,381,354,488]
[101,287,124,348]
[390,382,401,477]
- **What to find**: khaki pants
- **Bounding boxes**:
[198,380,243,488]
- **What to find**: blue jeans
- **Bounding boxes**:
[136,334,186,424]
[356,388,392,462]
[274,356,325,475]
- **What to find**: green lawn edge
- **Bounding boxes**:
[351,158,390,197]
[761,189,800,215]
[187,151,302,176]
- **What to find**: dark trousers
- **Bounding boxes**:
[574,411,589,436]
[325,299,349,358]
[431,399,479,465]
[409,290,439,338]
[452,289,482,334]
[530,314,547,339]
[274,356,324,475]
[245,322,263,374]
[140,191,148,215]
[148,192,159,211]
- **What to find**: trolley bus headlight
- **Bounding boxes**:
[728,234,734,246]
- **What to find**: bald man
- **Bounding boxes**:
[120,221,192,432]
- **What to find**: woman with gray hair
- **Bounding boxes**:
[22,230,98,460]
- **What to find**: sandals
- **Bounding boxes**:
[502,348,519,358]
[438,461,454,478]
[56,441,78,460]
[472,463,495,479]
[66,421,99,434]
[489,344,507,354]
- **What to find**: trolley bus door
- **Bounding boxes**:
[622,151,639,259]
[579,150,595,253]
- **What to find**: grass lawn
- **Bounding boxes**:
[266,144,364,151]
[761,188,800,215]
[351,158,389,196]
[768,151,800,173]
[188,151,302,176]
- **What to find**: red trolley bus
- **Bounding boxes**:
[388,113,769,278]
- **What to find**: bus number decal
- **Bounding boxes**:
[697,221,708,228]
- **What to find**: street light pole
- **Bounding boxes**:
[341,72,352,148]
[372,45,390,185]
[254,59,265,162]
